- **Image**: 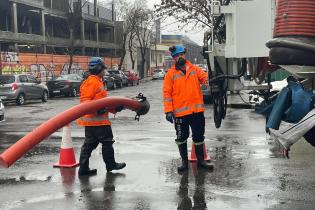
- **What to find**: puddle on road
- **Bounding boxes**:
[0,174,52,185]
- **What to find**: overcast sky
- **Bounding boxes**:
[146,0,204,45]
[97,0,204,45]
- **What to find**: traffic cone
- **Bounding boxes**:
[53,125,79,168]
[188,143,211,162]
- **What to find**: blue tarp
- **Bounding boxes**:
[256,81,315,130]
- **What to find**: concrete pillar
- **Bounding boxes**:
[43,45,47,54]
[12,2,18,33]
[14,43,19,53]
[80,20,85,56]
[94,0,97,16]
[41,10,46,40]
[80,20,85,41]
[95,22,99,56]
[95,22,99,42]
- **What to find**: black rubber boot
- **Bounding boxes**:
[78,142,98,177]
[107,162,126,172]
[102,142,126,172]
[78,168,97,177]
[195,144,213,171]
[177,143,188,173]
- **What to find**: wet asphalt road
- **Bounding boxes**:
[0,79,315,210]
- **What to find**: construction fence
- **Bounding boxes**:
[0,52,121,83]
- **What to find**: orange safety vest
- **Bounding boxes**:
[163,61,208,117]
[76,75,111,126]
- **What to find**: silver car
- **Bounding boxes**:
[152,69,166,80]
[0,74,48,105]
[0,98,4,122]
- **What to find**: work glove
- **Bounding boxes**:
[115,105,125,112]
[97,108,107,115]
[165,112,174,124]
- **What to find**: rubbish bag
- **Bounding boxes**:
[266,87,291,129]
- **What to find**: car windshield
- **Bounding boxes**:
[55,74,75,81]
[108,71,119,75]
[0,75,15,84]
[154,70,162,73]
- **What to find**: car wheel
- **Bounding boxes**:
[71,88,77,97]
[49,93,55,98]
[42,91,48,102]
[16,93,26,105]
[137,80,139,85]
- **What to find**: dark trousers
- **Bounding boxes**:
[174,112,205,145]
[79,125,115,171]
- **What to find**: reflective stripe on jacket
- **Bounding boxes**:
[76,74,111,126]
[163,61,208,117]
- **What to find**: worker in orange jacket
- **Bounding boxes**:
[77,57,125,177]
[163,45,213,172]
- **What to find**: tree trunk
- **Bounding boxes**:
[68,52,73,74]
[131,59,135,70]
[118,51,126,70]
[118,33,127,70]
[128,35,135,70]
[68,29,74,74]
[141,60,145,78]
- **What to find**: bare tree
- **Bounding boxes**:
[128,31,137,70]
[134,7,154,78]
[154,0,214,30]
[64,0,88,74]
[115,0,137,70]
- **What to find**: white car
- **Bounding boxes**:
[0,98,5,122]
[152,69,166,80]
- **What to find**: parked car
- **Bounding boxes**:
[108,70,128,87]
[47,74,83,97]
[0,98,5,122]
[103,71,116,90]
[152,69,166,80]
[123,70,140,86]
[82,71,90,80]
[0,74,48,105]
[106,70,124,88]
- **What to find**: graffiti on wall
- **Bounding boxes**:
[1,65,30,74]
[0,52,19,63]
[1,52,121,82]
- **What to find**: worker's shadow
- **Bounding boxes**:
[79,172,125,210]
[177,163,207,210]
[103,172,126,192]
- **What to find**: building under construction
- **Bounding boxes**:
[0,0,123,57]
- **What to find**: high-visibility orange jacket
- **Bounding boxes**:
[76,75,111,126]
[163,61,208,117]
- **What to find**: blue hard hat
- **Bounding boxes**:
[88,57,106,74]
[169,45,186,57]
